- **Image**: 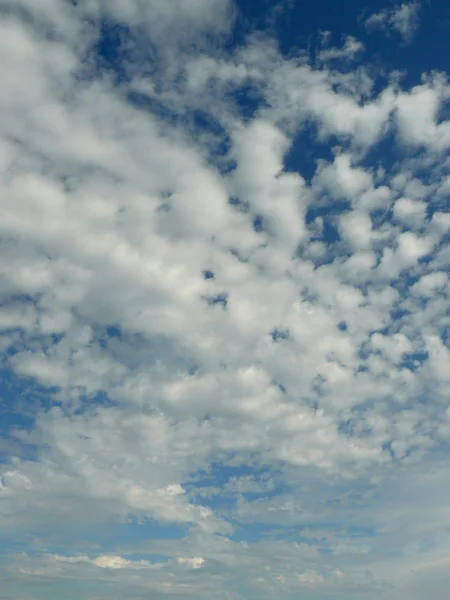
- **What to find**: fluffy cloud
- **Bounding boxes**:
[395,76,450,150]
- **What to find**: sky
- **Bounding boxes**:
[0,0,450,598]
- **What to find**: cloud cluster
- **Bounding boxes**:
[0,0,449,599]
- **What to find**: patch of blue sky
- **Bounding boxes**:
[188,460,275,486]
[94,21,133,84]
[0,369,53,463]
[239,0,450,84]
[202,292,229,309]
[284,129,336,184]
[188,460,281,493]
[271,327,290,342]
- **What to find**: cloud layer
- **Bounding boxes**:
[0,1,449,599]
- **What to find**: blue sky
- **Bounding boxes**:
[0,0,450,598]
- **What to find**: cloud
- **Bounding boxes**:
[53,553,154,569]
[297,569,325,587]
[365,2,421,43]
[0,0,450,599]
[316,35,364,63]
[395,76,450,150]
[177,557,205,569]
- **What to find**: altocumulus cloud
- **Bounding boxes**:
[0,0,449,599]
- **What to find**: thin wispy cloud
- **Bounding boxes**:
[365,1,422,43]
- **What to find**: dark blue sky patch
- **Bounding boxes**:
[190,109,223,134]
[127,91,179,123]
[106,324,121,338]
[203,269,215,280]
[0,293,41,307]
[389,306,410,325]
[358,341,371,361]
[299,286,319,304]
[400,351,429,373]
[223,2,272,53]
[228,83,266,121]
[252,214,264,232]
[0,369,55,463]
[370,205,394,230]
[229,196,250,213]
[96,21,130,78]
[418,249,440,271]
[203,293,229,309]
[306,201,351,225]
[271,328,289,342]
[97,324,121,349]
[233,0,450,87]
[90,19,157,86]
[229,248,250,263]
[359,128,398,174]
[392,272,421,298]
[321,216,341,244]
[273,380,287,393]
[304,209,344,247]
[427,196,450,218]
[441,329,450,348]
[284,125,335,183]
[338,321,348,332]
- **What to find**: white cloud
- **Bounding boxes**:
[297,569,325,586]
[317,36,364,63]
[411,272,448,297]
[390,2,421,41]
[260,60,395,147]
[393,197,427,229]
[177,557,205,569]
[313,153,373,201]
[53,553,153,569]
[79,0,234,48]
[338,210,373,251]
[395,77,450,150]
[365,2,421,43]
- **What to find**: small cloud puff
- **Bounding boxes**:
[176,557,205,569]
[52,554,153,570]
[317,36,364,63]
[297,570,325,586]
